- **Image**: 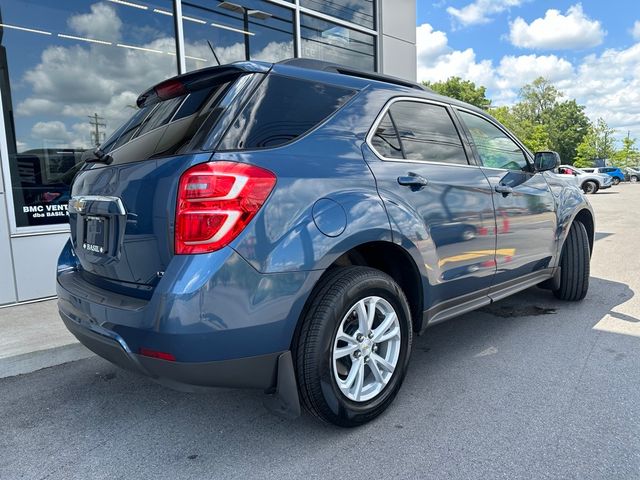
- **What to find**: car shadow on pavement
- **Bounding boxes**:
[1,277,635,479]
[595,232,614,241]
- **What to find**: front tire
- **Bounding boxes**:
[294,266,412,427]
[553,221,590,301]
[631,175,639,183]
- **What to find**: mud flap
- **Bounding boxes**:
[263,351,301,419]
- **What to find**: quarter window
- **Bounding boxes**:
[371,101,468,165]
[219,75,356,150]
[370,113,403,159]
[458,111,529,171]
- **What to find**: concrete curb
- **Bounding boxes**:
[0,343,95,379]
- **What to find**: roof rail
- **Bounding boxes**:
[277,58,429,92]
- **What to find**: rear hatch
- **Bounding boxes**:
[68,63,268,295]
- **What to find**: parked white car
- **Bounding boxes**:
[554,165,613,194]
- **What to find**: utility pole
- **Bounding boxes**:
[626,130,631,167]
[88,113,106,148]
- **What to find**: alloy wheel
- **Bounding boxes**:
[332,296,401,402]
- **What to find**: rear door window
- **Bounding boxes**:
[370,100,469,165]
[218,74,356,150]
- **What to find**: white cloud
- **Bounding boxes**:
[420,48,496,88]
[447,0,525,28]
[632,20,640,40]
[67,2,122,42]
[16,98,59,116]
[416,23,495,88]
[416,23,449,64]
[560,43,640,135]
[509,4,605,50]
[496,54,574,88]
[31,121,71,143]
[415,22,640,137]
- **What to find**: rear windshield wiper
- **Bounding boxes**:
[83,148,113,165]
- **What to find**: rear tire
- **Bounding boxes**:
[294,266,412,427]
[553,221,590,301]
[582,181,597,194]
[612,177,621,185]
[631,175,639,183]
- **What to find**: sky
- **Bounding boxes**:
[415,0,640,139]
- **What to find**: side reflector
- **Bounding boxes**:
[139,348,176,362]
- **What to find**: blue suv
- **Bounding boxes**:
[58,59,594,426]
[596,167,625,185]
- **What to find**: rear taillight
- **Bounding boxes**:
[175,161,276,255]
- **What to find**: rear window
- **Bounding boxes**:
[218,74,356,150]
[98,74,256,164]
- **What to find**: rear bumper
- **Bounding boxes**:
[56,239,322,417]
[60,309,282,390]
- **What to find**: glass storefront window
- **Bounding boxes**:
[300,14,376,72]
[0,0,378,231]
[181,1,294,72]
[0,0,177,228]
[300,0,375,30]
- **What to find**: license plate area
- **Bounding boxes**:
[83,215,109,255]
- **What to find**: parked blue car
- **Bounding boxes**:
[583,167,625,185]
[58,59,594,426]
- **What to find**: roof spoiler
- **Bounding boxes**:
[136,61,271,108]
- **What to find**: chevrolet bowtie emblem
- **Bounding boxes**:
[70,198,86,212]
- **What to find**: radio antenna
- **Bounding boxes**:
[207,40,221,66]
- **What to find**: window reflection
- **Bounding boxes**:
[458,111,529,171]
[300,0,375,29]
[1,0,177,227]
[300,14,375,72]
[0,0,377,230]
[182,1,294,72]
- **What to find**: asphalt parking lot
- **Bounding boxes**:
[2,185,640,480]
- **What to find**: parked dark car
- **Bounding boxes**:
[626,167,640,182]
[58,59,594,427]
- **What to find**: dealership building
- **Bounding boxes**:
[0,0,416,306]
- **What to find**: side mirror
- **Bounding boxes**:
[534,151,560,172]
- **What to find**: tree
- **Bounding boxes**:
[547,100,590,164]
[423,77,491,109]
[574,131,597,168]
[611,134,640,168]
[574,118,616,167]
[490,106,551,152]
[501,78,589,163]
[513,77,562,124]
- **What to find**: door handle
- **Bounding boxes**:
[398,174,428,188]
[495,184,513,196]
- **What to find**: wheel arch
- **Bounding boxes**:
[291,240,425,352]
[573,208,595,256]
